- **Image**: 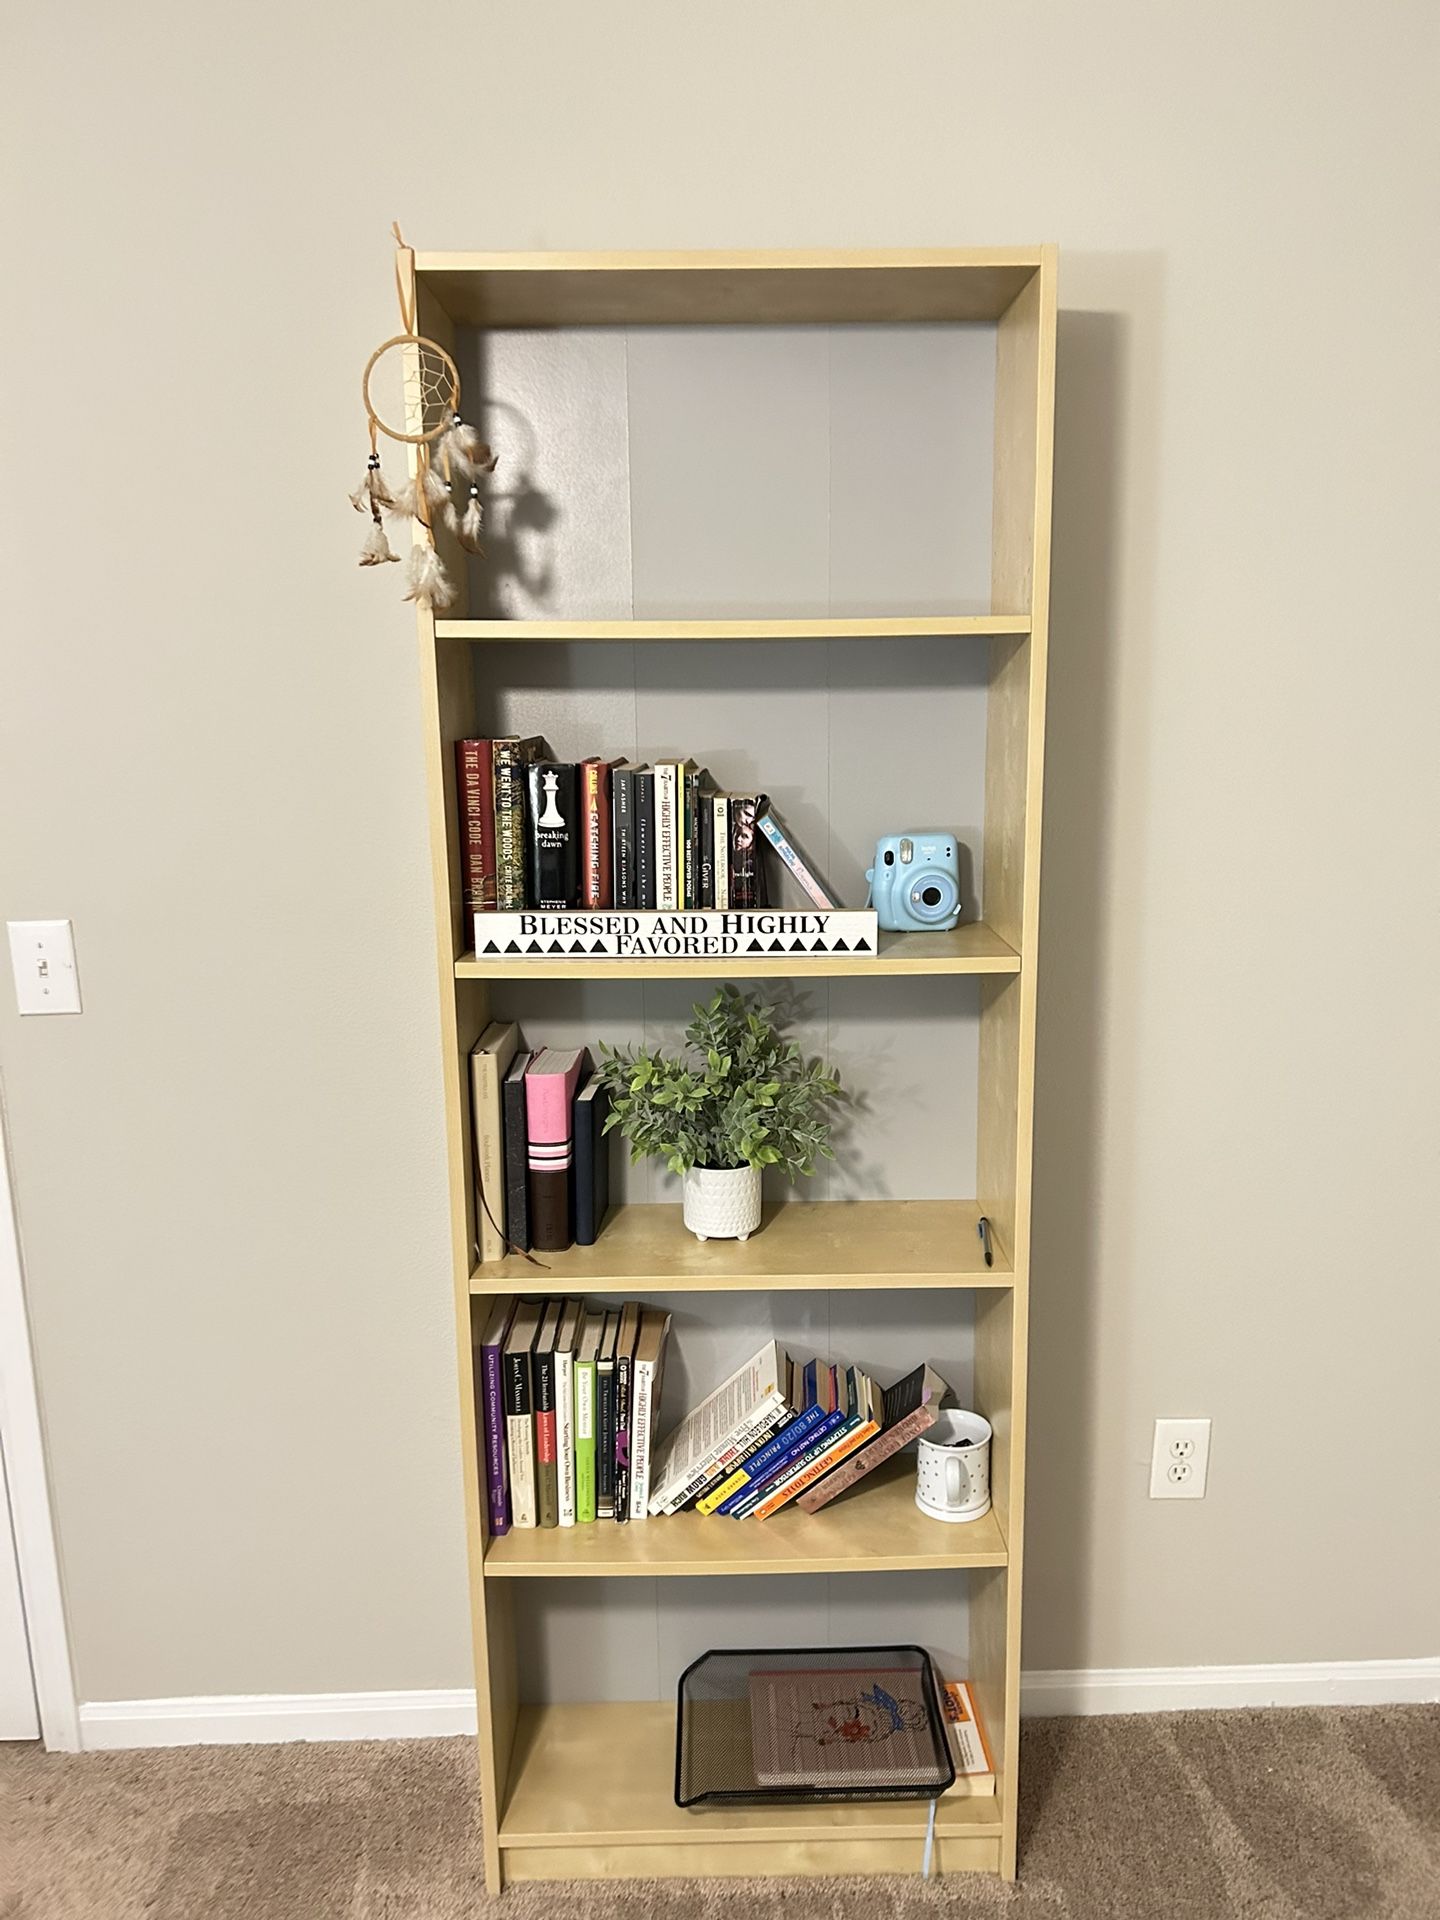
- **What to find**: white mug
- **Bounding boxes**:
[915,1409,992,1523]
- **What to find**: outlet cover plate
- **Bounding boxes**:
[1150,1417,1211,1499]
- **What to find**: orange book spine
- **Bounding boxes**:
[751,1420,878,1520]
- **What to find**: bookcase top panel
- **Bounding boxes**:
[415,249,1046,328]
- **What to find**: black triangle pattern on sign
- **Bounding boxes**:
[547,939,564,953]
[855,937,873,952]
[481,939,499,955]
[747,938,764,952]
[831,937,849,953]
[789,938,807,952]
[769,938,785,951]
[569,939,586,953]
[590,938,608,953]
[504,940,521,954]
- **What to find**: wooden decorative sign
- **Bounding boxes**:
[473,909,880,960]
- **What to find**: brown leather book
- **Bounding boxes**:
[524,1048,587,1251]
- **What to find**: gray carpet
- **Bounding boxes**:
[1,1706,1437,1917]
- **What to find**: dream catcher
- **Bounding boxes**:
[352,225,497,608]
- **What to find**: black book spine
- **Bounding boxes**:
[525,762,580,909]
[699,791,715,909]
[502,1350,530,1423]
[597,1363,616,1516]
[502,1061,530,1252]
[683,770,701,909]
[635,772,657,911]
[729,793,766,910]
[573,1095,595,1247]
[614,1349,632,1525]
[613,769,635,909]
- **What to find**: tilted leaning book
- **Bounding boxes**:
[475,1295,516,1536]
[756,807,841,909]
[470,1020,519,1264]
[647,1340,788,1515]
[794,1362,950,1514]
[746,1367,881,1520]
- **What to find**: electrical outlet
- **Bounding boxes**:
[1150,1418,1210,1499]
[7,919,82,1015]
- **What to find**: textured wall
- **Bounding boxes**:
[1,0,1436,1701]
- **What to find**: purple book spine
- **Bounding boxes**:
[482,1338,510,1536]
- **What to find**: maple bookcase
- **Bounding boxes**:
[405,247,1056,1892]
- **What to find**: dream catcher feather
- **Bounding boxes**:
[353,225,497,607]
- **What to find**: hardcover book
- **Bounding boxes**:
[595,1311,619,1520]
[475,1295,515,1536]
[493,736,544,911]
[553,1297,581,1528]
[611,1299,641,1525]
[682,765,707,909]
[532,1298,562,1529]
[502,1300,545,1529]
[794,1362,950,1514]
[580,757,619,909]
[634,769,657,911]
[653,761,682,911]
[713,793,730,910]
[501,1051,532,1255]
[728,793,768,910]
[699,789,716,908]
[756,807,841,909]
[470,1020,519,1264]
[627,1308,672,1521]
[525,1048,586,1251]
[571,1071,611,1247]
[749,1665,942,1789]
[648,1340,788,1515]
[611,763,639,909]
[456,739,497,918]
[573,1308,602,1524]
[524,761,580,910]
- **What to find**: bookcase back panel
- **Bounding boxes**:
[472,631,989,923]
[457,324,997,620]
[516,1572,971,1707]
[485,976,980,1206]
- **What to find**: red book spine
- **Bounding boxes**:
[536,1407,558,1473]
[581,759,613,908]
[456,739,497,918]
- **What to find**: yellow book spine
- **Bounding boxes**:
[697,1466,750,1516]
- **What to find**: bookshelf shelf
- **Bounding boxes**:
[435,613,1030,643]
[412,244,1056,1892]
[498,1701,1004,1879]
[455,923,1021,982]
[471,1199,1012,1296]
[484,1453,1006,1578]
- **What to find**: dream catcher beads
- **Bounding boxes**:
[353,226,497,607]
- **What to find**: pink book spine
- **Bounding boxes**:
[524,1057,584,1148]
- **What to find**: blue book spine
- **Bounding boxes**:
[725,1409,848,1517]
[711,1406,827,1515]
[802,1358,818,1408]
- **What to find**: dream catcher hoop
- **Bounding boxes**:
[351,224,497,607]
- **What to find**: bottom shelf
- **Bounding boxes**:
[498,1700,1004,1883]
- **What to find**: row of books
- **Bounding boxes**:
[652,1342,949,1521]
[469,1024,612,1259]
[457,736,840,917]
[476,1297,671,1532]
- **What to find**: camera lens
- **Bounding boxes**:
[921,885,942,908]
[907,869,959,924]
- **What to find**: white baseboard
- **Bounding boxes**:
[77,1659,1440,1752]
[1020,1656,1440,1717]
[78,1687,479,1751]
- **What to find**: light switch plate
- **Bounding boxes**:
[7,919,82,1015]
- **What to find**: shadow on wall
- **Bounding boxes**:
[1024,256,1165,1676]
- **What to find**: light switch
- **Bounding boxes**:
[7,920,82,1015]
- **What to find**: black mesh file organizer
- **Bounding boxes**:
[675,1644,955,1808]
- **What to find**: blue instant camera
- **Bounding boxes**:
[866,833,963,932]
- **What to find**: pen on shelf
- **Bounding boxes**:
[977,1215,993,1268]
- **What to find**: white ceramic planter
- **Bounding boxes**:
[683,1164,762,1242]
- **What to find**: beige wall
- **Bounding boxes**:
[2,1,1436,1702]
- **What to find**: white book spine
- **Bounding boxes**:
[651,1391,785,1514]
[629,1359,656,1520]
[655,764,679,910]
[555,1347,576,1526]
[506,1411,536,1529]
[714,795,730,909]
